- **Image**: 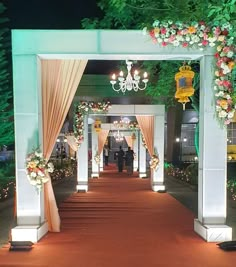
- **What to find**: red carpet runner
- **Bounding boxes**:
[0,168,236,266]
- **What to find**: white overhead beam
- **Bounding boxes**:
[12,30,214,60]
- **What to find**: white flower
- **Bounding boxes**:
[173,40,180,46]
[35,151,43,158]
[227,51,234,58]
[228,111,235,119]
[152,20,160,27]
[219,110,227,118]
[142,27,147,35]
[31,172,37,177]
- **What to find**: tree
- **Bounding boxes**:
[0,2,14,147]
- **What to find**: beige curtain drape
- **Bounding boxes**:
[41,59,87,232]
[66,135,78,152]
[98,129,109,155]
[136,116,154,156]
[124,136,133,149]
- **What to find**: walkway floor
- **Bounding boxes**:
[0,166,236,266]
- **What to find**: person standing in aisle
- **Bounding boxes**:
[125,146,134,175]
[104,146,109,166]
[117,146,125,172]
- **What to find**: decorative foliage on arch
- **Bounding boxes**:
[73,101,111,145]
[144,20,235,125]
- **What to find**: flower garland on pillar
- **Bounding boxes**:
[144,20,235,125]
[73,101,111,146]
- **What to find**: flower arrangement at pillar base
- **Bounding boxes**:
[149,154,159,171]
[25,149,54,191]
[144,20,235,126]
[74,101,111,146]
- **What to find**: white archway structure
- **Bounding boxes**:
[11,30,231,243]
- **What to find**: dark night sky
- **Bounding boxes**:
[2,0,102,29]
[2,0,115,74]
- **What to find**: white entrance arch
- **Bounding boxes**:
[11,29,231,243]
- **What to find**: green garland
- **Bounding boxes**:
[73,101,111,145]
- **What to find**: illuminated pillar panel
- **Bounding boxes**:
[133,133,138,171]
[194,55,232,242]
[91,125,99,178]
[77,115,89,192]
[100,150,104,171]
[11,55,48,242]
[152,112,165,192]
[139,133,147,178]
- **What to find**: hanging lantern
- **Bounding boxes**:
[175,64,195,110]
[94,119,101,133]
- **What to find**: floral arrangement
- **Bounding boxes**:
[149,154,159,171]
[74,101,111,145]
[128,121,139,131]
[94,152,100,165]
[144,20,235,125]
[141,134,147,149]
[25,149,54,191]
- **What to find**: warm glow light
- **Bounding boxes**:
[76,184,88,192]
[176,137,180,142]
[112,74,116,80]
[110,60,148,94]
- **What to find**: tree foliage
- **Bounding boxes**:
[0,2,13,147]
[81,0,235,111]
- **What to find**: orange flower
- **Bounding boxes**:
[188,26,196,34]
[219,99,228,109]
[228,61,235,70]
[154,27,160,34]
[28,161,36,168]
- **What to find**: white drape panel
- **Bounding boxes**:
[41,59,87,232]
[66,135,78,152]
[98,129,109,155]
[136,115,154,157]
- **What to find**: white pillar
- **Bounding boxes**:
[194,56,232,242]
[133,131,138,171]
[77,115,89,192]
[139,132,147,178]
[100,150,104,171]
[11,55,48,243]
[91,125,99,178]
[152,112,165,192]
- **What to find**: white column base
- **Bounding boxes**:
[152,183,166,192]
[99,166,103,171]
[194,219,232,242]
[76,182,88,192]
[139,172,147,178]
[11,221,48,243]
[91,172,99,178]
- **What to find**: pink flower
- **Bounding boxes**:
[160,27,167,34]
[168,35,176,42]
[223,46,230,53]
[214,52,220,58]
[202,40,208,46]
[182,42,188,48]
[161,42,168,46]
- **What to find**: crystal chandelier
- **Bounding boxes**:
[113,117,130,129]
[113,130,124,142]
[110,60,148,94]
